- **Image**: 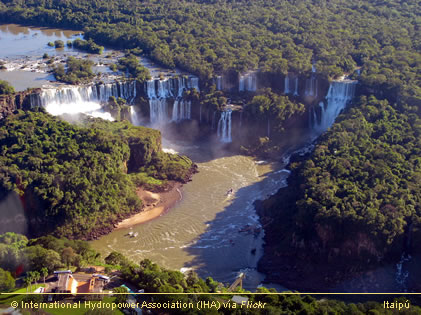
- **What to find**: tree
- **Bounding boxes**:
[26,271,35,292]
[54,40,64,48]
[105,251,128,266]
[40,267,48,285]
[0,267,15,292]
[33,271,40,286]
[113,286,128,304]
[23,276,31,293]
[62,247,76,268]
[0,80,15,95]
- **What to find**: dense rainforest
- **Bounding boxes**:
[0,110,194,239]
[2,232,421,315]
[258,95,421,288]
[0,0,419,100]
[0,0,420,292]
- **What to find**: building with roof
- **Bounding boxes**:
[53,271,110,297]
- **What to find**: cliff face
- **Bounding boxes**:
[127,131,162,173]
[0,89,39,119]
[256,151,413,291]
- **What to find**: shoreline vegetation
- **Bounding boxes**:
[0,110,197,241]
[1,231,421,315]
[0,0,420,303]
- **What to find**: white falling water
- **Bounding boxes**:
[239,72,257,92]
[157,79,173,98]
[172,100,191,122]
[130,106,142,126]
[217,110,232,143]
[313,80,357,134]
[31,81,137,120]
[285,74,299,96]
[146,76,198,125]
[149,99,168,125]
[187,76,200,92]
[305,76,317,97]
[146,80,157,98]
[294,77,299,96]
[395,253,411,291]
[284,75,291,94]
[216,76,222,90]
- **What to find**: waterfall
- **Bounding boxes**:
[146,80,157,98]
[239,72,257,92]
[216,76,222,90]
[217,110,232,143]
[305,76,317,97]
[130,106,141,126]
[30,81,137,120]
[187,76,200,92]
[284,75,291,94]
[149,99,168,125]
[239,76,245,92]
[293,77,299,96]
[145,76,198,125]
[396,253,411,291]
[285,74,299,95]
[172,100,191,122]
[313,80,357,134]
[157,79,173,98]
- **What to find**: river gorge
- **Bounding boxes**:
[2,23,415,294]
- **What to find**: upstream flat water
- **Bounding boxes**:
[0,24,186,91]
[91,140,290,290]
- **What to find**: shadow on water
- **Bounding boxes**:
[179,158,290,290]
[171,135,420,295]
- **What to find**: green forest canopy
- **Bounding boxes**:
[1,232,420,314]
[0,111,193,239]
[0,0,420,274]
[0,0,419,105]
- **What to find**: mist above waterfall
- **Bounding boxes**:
[130,105,142,126]
[31,81,137,121]
[45,100,113,121]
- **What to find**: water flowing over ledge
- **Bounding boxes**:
[217,109,233,143]
[311,79,357,134]
[30,81,137,119]
[146,76,199,125]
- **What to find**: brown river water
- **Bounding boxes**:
[91,139,291,290]
[0,23,416,294]
[0,24,291,290]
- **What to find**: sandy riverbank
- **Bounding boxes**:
[116,182,183,229]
